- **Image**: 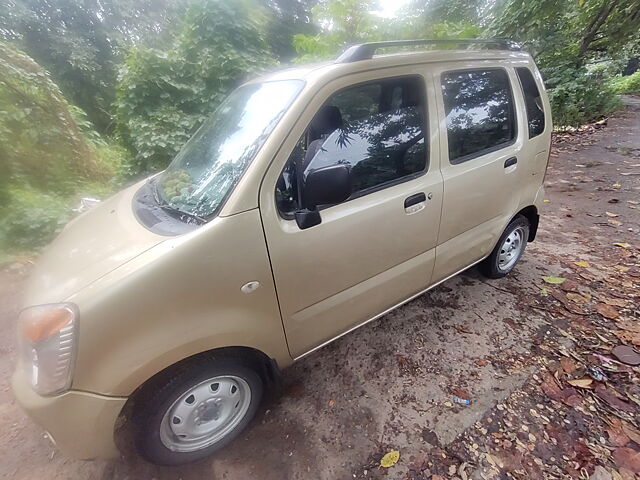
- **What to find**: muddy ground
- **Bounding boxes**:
[1,99,639,480]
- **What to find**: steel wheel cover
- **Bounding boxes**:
[159,375,252,452]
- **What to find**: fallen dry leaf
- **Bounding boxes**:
[614,330,640,346]
[613,242,631,249]
[566,292,589,304]
[613,448,640,473]
[617,319,640,333]
[541,373,582,407]
[595,385,636,413]
[613,468,635,480]
[542,275,567,284]
[621,423,640,446]
[609,219,623,226]
[597,303,619,319]
[560,279,580,292]
[484,453,503,469]
[608,419,631,447]
[612,345,640,365]
[604,297,627,307]
[614,265,630,272]
[568,378,593,389]
[591,466,614,480]
[380,450,400,468]
[574,260,591,268]
[606,211,619,217]
[560,357,577,374]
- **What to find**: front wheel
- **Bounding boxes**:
[132,356,263,465]
[480,215,529,279]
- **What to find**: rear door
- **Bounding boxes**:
[260,69,443,358]
[431,64,526,282]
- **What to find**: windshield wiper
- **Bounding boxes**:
[150,179,207,225]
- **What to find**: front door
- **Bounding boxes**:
[260,70,443,358]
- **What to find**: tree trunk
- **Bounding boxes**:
[577,0,617,64]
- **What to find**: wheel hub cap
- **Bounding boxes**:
[497,226,525,271]
[160,375,251,452]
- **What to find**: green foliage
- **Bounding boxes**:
[293,0,383,61]
[489,0,638,127]
[292,0,484,62]
[0,41,127,254]
[409,0,492,27]
[0,187,71,251]
[610,71,640,94]
[265,0,319,61]
[1,0,639,255]
[115,0,277,176]
[0,0,184,132]
[546,66,620,128]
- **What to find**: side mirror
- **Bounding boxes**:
[295,164,351,230]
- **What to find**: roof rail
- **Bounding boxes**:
[335,39,522,63]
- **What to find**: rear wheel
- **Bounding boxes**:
[132,356,263,465]
[480,215,529,279]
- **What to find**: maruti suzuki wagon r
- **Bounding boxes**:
[13,38,551,465]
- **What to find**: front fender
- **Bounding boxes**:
[68,209,292,396]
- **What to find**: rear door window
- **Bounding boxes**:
[516,67,545,138]
[441,68,516,163]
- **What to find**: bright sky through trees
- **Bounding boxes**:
[376,0,411,18]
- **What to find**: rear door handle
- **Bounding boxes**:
[404,192,426,214]
[504,157,518,168]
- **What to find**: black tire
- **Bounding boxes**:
[132,356,263,466]
[480,215,530,279]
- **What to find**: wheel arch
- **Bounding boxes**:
[515,205,539,242]
[114,345,281,460]
[115,346,282,447]
[125,346,282,407]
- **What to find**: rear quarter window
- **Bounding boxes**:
[516,67,546,138]
[441,68,516,163]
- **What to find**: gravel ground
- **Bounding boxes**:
[0,99,638,480]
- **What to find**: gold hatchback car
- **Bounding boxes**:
[13,39,551,465]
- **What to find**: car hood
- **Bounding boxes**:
[23,180,166,306]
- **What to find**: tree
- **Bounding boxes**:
[488,0,637,126]
[265,0,319,61]
[408,0,491,26]
[292,0,384,61]
[115,0,277,175]
[489,0,640,66]
[0,41,122,251]
[292,0,487,62]
[0,0,181,132]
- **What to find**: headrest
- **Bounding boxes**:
[310,105,343,138]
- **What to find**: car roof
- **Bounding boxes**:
[251,49,533,84]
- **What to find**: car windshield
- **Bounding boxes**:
[157,79,303,217]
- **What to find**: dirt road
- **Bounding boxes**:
[1,100,638,480]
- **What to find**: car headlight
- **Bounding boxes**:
[17,304,78,396]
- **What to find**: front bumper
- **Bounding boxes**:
[12,370,127,459]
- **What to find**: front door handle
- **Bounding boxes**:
[404,192,426,208]
[404,192,426,214]
[504,157,518,168]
